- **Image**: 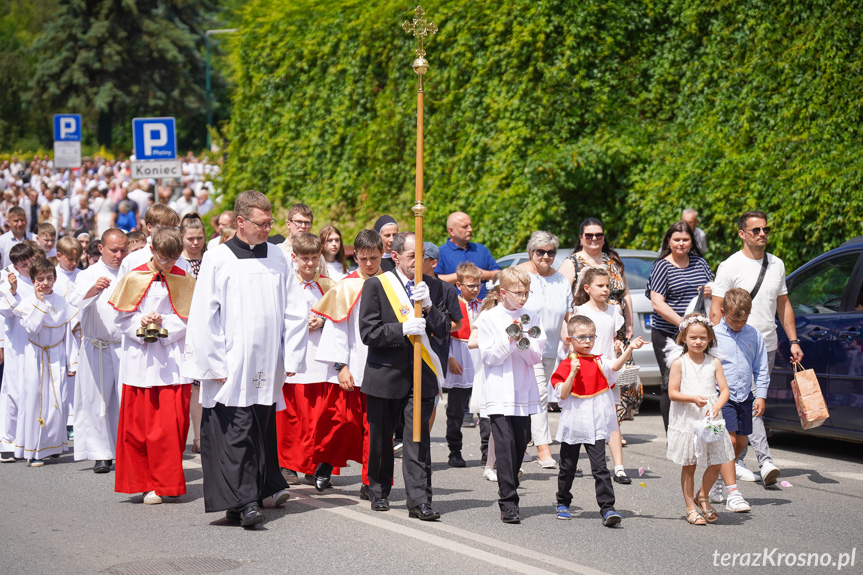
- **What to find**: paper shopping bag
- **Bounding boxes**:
[791,363,829,430]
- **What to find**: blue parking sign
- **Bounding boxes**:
[53,114,82,142]
[132,117,177,160]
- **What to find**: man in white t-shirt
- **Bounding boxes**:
[710,210,803,489]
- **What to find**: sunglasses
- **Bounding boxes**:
[534,249,556,258]
[583,233,604,240]
[745,227,770,236]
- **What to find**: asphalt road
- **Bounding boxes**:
[1,398,860,575]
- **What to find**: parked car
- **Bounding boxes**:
[496,248,661,388]
[764,237,863,443]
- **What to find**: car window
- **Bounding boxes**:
[788,254,859,315]
[620,256,654,291]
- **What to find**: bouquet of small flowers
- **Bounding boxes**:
[693,412,726,444]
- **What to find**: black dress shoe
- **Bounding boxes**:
[359,484,370,500]
[613,470,632,485]
[500,508,521,524]
[575,468,584,478]
[447,452,466,468]
[314,463,333,492]
[408,503,440,521]
[240,504,266,528]
[225,508,241,522]
[371,498,390,512]
[93,460,112,474]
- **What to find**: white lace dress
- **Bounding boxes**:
[666,355,735,466]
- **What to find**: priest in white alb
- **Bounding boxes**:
[182,190,308,529]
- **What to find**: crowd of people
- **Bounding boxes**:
[0,155,803,529]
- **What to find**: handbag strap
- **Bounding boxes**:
[749,255,770,299]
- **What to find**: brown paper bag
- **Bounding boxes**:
[791,363,830,430]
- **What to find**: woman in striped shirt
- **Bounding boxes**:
[645,221,713,431]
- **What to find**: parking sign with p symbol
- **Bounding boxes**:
[53,114,82,142]
[132,117,177,161]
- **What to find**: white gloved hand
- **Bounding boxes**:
[411,281,432,310]
[402,317,427,336]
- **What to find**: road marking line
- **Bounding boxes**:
[827,472,863,482]
[291,489,612,575]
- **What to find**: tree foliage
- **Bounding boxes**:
[224,0,862,270]
[30,0,219,148]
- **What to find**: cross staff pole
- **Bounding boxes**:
[403,6,437,443]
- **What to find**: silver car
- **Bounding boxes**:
[496,248,661,388]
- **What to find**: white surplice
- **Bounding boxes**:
[285,278,330,384]
[67,260,122,461]
[315,298,367,388]
[476,305,546,417]
[14,292,78,459]
[115,279,189,389]
[182,243,308,408]
[0,270,35,455]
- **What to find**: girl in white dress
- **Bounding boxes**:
[572,267,629,484]
[666,314,738,525]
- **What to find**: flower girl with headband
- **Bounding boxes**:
[665,313,739,525]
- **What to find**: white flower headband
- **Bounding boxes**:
[485,278,499,291]
[678,315,714,331]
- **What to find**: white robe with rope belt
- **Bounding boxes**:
[67,260,122,461]
[14,292,79,459]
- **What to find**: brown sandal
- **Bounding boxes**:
[686,509,706,525]
[696,494,718,523]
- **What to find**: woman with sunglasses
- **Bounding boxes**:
[559,218,634,342]
[180,213,207,452]
[645,220,713,431]
[518,231,573,468]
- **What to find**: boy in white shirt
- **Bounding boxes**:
[476,267,546,524]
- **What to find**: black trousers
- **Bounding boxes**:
[652,328,675,431]
[200,403,288,513]
[479,417,491,459]
[557,440,616,514]
[445,387,472,454]
[489,414,531,511]
[366,395,402,501]
[367,394,434,508]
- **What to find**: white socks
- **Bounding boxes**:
[614,465,625,475]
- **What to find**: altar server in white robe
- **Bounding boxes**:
[182,191,308,529]
[68,229,127,473]
[0,242,37,461]
[14,257,78,466]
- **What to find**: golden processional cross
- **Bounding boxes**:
[403,5,437,442]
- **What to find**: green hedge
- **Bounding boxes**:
[224,0,863,270]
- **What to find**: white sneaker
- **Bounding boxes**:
[709,480,725,503]
[518,467,524,479]
[725,492,751,513]
[143,490,163,505]
[483,468,498,482]
[264,488,291,508]
[760,461,781,486]
[735,461,759,482]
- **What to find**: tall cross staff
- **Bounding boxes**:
[403,5,437,442]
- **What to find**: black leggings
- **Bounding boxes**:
[651,328,677,432]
